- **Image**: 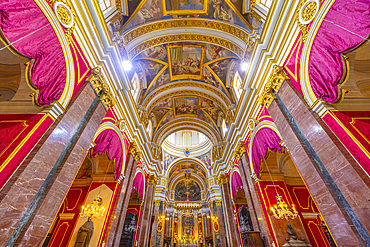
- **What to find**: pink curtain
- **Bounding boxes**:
[132,172,144,200]
[308,0,370,103]
[0,0,66,105]
[93,129,124,179]
[251,128,283,178]
[231,172,244,199]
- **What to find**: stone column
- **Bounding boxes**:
[0,80,109,246]
[107,152,138,246]
[266,78,370,246]
[136,175,156,247]
[219,175,241,247]
[150,200,161,247]
[239,153,271,246]
[214,200,227,247]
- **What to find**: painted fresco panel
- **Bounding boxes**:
[168,44,204,81]
[173,96,200,117]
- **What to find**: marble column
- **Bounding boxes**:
[107,153,137,246]
[219,176,241,247]
[238,153,271,246]
[149,200,161,247]
[214,200,227,247]
[268,79,370,246]
[136,175,156,247]
[0,82,107,246]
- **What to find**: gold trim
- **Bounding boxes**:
[257,65,289,108]
[167,43,205,81]
[123,18,250,44]
[129,33,243,58]
[85,67,116,109]
[161,0,209,16]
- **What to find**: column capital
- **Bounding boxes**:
[257,65,289,108]
[147,174,158,185]
[217,173,228,185]
[232,140,246,162]
[129,142,142,161]
[154,200,161,206]
[86,67,116,109]
[215,199,222,206]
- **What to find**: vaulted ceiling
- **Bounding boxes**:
[108,0,264,145]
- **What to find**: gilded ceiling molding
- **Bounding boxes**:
[86,67,116,109]
[128,33,244,58]
[129,142,142,161]
[123,19,250,45]
[232,141,247,161]
[257,65,289,108]
[165,158,211,178]
[143,81,231,112]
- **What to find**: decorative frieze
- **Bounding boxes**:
[258,65,289,108]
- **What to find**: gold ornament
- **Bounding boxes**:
[258,65,289,108]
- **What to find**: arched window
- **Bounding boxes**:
[222,119,227,137]
[183,132,191,147]
[131,72,141,102]
[232,71,243,101]
[257,0,273,10]
[98,0,114,13]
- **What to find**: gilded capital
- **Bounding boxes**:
[258,65,289,108]
[232,140,246,161]
[215,199,222,206]
[147,174,158,185]
[86,67,116,109]
[129,142,141,161]
[154,200,161,206]
[217,174,229,185]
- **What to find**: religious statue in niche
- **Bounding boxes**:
[174,180,201,201]
[238,205,254,233]
[283,224,312,247]
[74,217,94,247]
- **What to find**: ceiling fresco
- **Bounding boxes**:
[112,0,265,34]
[128,42,242,102]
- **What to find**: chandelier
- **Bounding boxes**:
[270,194,298,220]
[80,196,106,218]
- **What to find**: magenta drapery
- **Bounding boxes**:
[251,128,283,178]
[231,172,244,199]
[93,129,124,179]
[308,0,370,103]
[0,0,67,105]
[132,172,144,200]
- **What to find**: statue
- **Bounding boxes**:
[283,224,312,247]
[74,217,94,247]
[286,224,297,240]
